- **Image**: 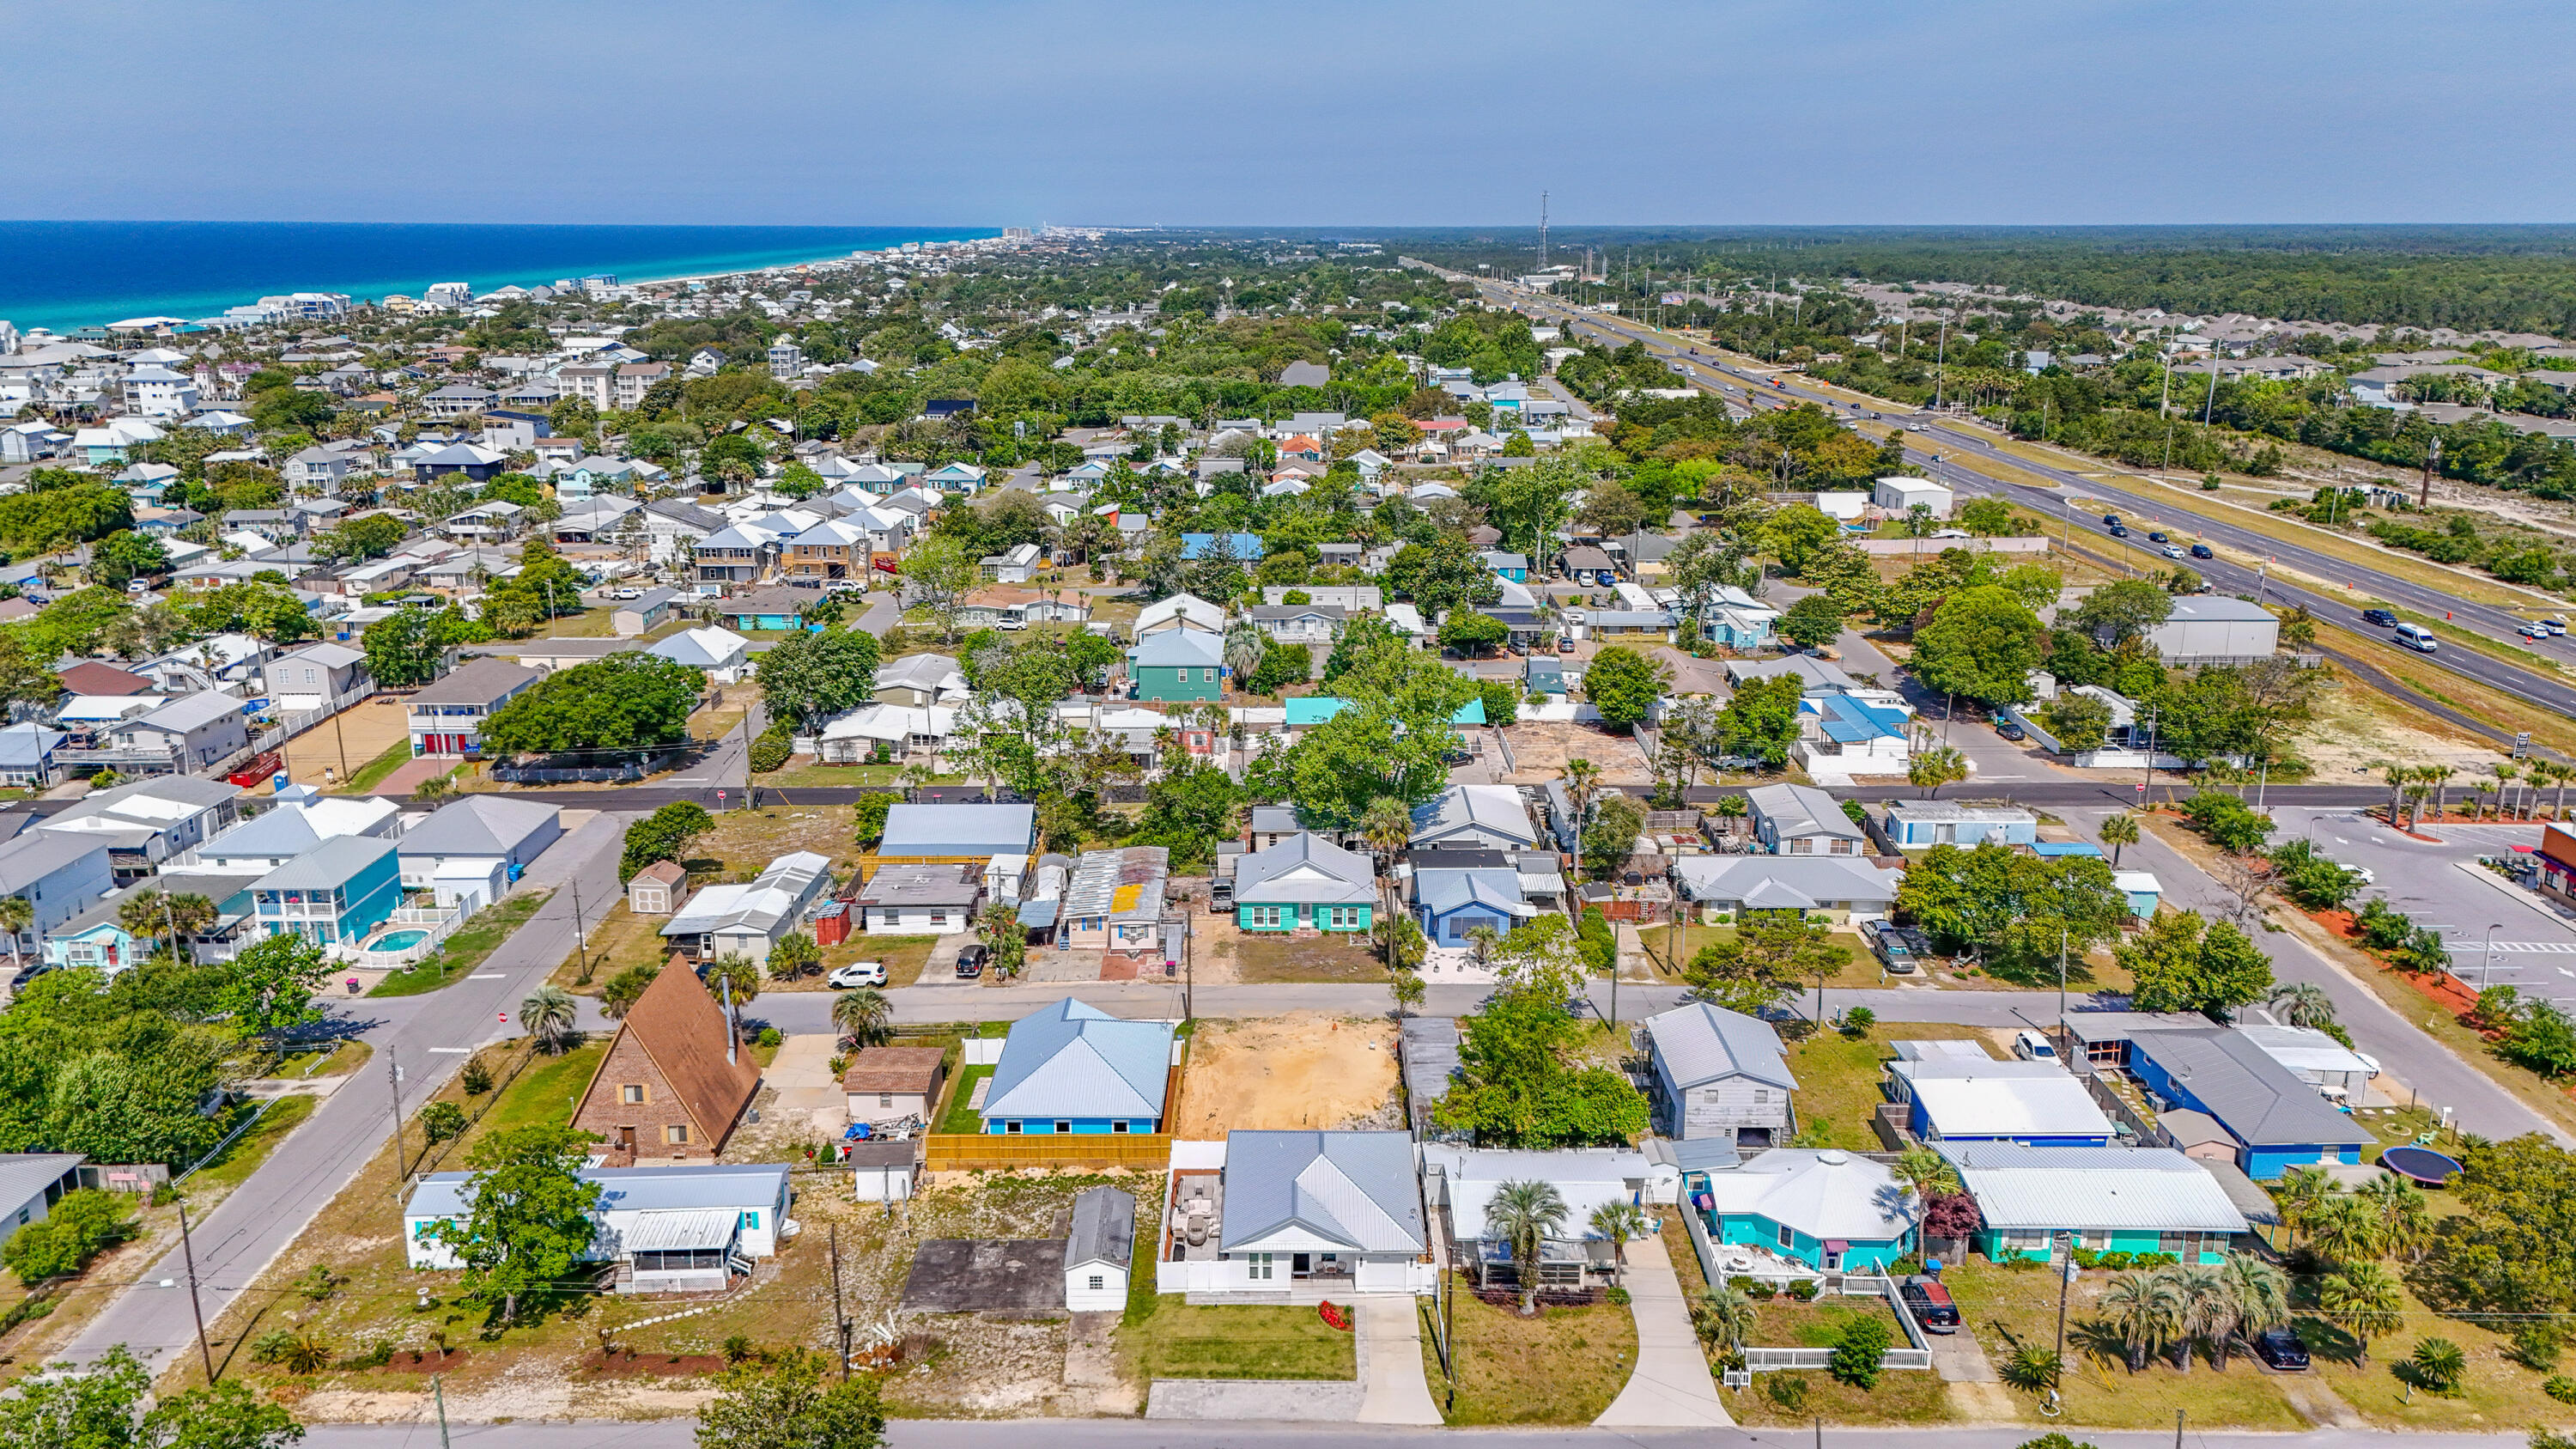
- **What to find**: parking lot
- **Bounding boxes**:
[2276,806,2576,1006]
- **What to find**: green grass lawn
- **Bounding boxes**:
[339,738,413,795]
[369,892,551,997]
[935,1064,993,1134]
[1783,1021,1988,1152]
[762,761,905,790]
[184,1094,317,1194]
[1424,1274,1637,1423]
[1121,1299,1356,1381]
[481,1041,606,1134]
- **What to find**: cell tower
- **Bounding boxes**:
[1539,192,1549,271]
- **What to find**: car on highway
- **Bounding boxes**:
[2254,1329,2311,1371]
[827,962,887,989]
[2545,618,2570,635]
[2148,531,2170,544]
[2161,545,2186,559]
[2107,523,2130,538]
[2360,608,2398,627]
[2101,513,2122,527]
[2190,543,2215,559]
[2523,622,2549,640]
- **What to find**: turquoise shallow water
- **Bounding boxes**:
[0,221,996,334]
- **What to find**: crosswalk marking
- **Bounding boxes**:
[2452,940,2576,954]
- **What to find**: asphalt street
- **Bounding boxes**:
[298,1416,2537,1449]
[60,808,637,1373]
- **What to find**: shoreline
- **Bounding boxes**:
[0,221,1001,337]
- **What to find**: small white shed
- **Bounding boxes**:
[1063,1184,1134,1312]
[1874,476,1954,519]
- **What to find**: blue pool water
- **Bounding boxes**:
[372,929,429,952]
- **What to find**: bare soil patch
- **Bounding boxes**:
[1501,719,1654,785]
[1170,1016,1400,1136]
[2300,667,2500,776]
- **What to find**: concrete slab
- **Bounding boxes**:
[1594,1227,1733,1428]
[1353,1294,1442,1424]
[899,1239,1065,1313]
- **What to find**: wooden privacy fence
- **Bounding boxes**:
[923,1133,1173,1172]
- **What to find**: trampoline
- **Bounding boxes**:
[2379,1145,2464,1186]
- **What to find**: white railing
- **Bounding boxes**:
[327,901,465,967]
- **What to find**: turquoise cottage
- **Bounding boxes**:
[1231,831,1376,935]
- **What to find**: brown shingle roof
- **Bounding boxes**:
[58,661,155,696]
[631,860,686,889]
[576,963,760,1150]
[840,1046,945,1095]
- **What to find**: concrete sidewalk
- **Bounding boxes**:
[1595,1228,1733,1428]
[1354,1294,1443,1424]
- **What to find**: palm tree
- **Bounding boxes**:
[1563,758,1602,839]
[1588,1200,1651,1284]
[2544,760,2575,822]
[2169,1262,2231,1372]
[0,895,28,981]
[1909,743,1969,801]
[2403,777,2436,832]
[2494,762,2519,820]
[118,889,170,960]
[2320,1262,2405,1365]
[703,952,763,1008]
[2430,764,2458,821]
[2218,1253,2291,1370]
[1692,1284,1755,1354]
[2306,1191,2385,1269]
[832,987,894,1047]
[520,984,580,1054]
[2099,811,2141,867]
[2100,1271,2170,1373]
[2265,982,2337,1032]
[2380,763,2409,828]
[2274,1168,2334,1246]
[161,893,216,966]
[1222,622,1267,683]
[1359,795,1413,946]
[1891,1145,1960,1203]
[1485,1178,1569,1315]
[2358,1174,2431,1261]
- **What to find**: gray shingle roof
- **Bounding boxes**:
[1645,1002,1795,1091]
[2134,1029,2366,1148]
[1219,1129,1425,1254]
[1065,1185,1136,1271]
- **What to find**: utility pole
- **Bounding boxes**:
[2052,1229,2074,1364]
[2057,927,2069,1031]
[1538,192,1549,273]
[829,1223,850,1380]
[434,1375,453,1449]
[331,703,349,782]
[178,1200,214,1385]
[2420,435,2441,508]
[569,880,591,983]
[386,1049,407,1190]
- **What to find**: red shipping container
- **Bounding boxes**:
[813,901,850,947]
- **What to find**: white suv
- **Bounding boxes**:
[827,962,887,988]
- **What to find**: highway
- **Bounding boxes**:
[1435,266,2576,732]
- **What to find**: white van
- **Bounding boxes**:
[2393,622,2439,653]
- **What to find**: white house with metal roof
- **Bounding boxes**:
[1941,1142,2249,1264]
[1671,855,1899,923]
[1887,1057,2116,1147]
[404,1162,791,1294]
[1408,784,1536,851]
[1643,1002,1796,1146]
[36,775,240,881]
[186,792,401,870]
[646,627,752,684]
[659,850,831,960]
[0,1154,86,1251]
[1158,1129,1431,1297]
[980,997,1174,1135]
[395,796,562,906]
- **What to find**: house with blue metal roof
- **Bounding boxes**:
[2126,1028,2367,1179]
[981,997,1175,1135]
[1179,532,1266,562]
[1794,692,1913,776]
[1413,867,1528,947]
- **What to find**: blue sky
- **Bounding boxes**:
[5,0,2568,226]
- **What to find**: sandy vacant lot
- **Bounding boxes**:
[1170,1017,1400,1137]
[2300,668,2502,776]
[282,694,414,790]
[1502,719,1654,785]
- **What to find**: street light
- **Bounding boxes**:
[2483,922,2506,989]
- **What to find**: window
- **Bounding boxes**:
[1752,1089,1769,1104]
[1113,1120,1130,1134]
[1248,1252,1274,1281]
[1703,1089,1722,1105]
[665,1124,690,1145]
[929,912,948,928]
[878,1093,894,1108]
[1247,905,1284,928]
[1327,906,1361,928]
[1789,837,1814,855]
[1087,1275,1105,1291]
[622,1084,647,1104]
[1005,1120,1024,1134]
[1777,1223,1795,1250]
[1054,1120,1070,1134]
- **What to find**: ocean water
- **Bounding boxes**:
[0,221,999,335]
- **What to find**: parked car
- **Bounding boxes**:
[1996,717,2026,741]
[827,962,887,989]
[2013,1028,2057,1062]
[1557,635,1576,654]
[2254,1328,2311,1370]
[1900,1277,1960,1334]
[1862,922,1931,975]
[953,944,991,978]
[2189,543,2215,559]
[2361,608,2398,627]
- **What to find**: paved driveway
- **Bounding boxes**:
[1594,1229,1731,1428]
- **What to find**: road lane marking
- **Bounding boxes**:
[470,973,504,979]
[428,1047,471,1054]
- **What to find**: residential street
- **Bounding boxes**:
[59,809,636,1373]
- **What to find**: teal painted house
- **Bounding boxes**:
[251,835,404,947]
[1688,1149,1916,1273]
[1130,629,1226,703]
[1946,1143,2248,1264]
[1282,695,1485,731]
[1231,832,1376,934]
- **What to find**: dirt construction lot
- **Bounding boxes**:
[1501,719,1653,785]
[282,695,413,790]
[1169,1016,1400,1136]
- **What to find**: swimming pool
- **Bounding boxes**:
[371,929,429,952]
